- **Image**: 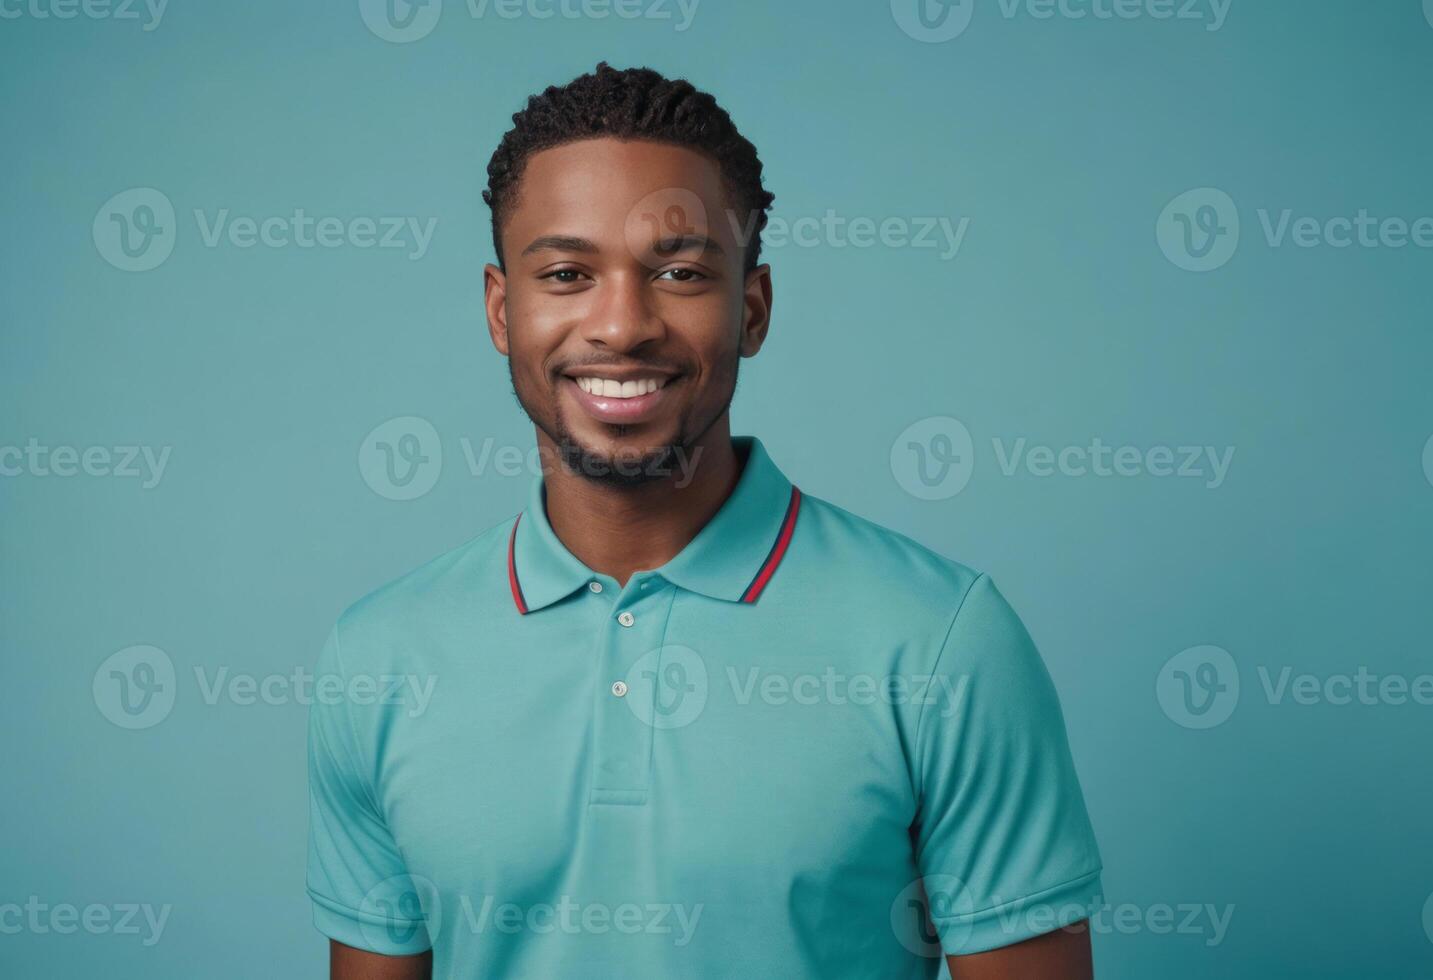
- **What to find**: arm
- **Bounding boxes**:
[947,919,1093,980]
[308,626,435,967]
[912,575,1104,968]
[331,940,432,980]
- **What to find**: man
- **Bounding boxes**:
[308,62,1103,979]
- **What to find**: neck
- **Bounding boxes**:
[538,421,743,588]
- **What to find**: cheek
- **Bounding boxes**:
[506,293,578,373]
[654,291,744,358]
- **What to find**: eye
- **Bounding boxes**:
[657,267,707,283]
[540,267,588,284]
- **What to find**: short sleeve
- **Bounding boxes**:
[912,574,1103,956]
[306,623,432,955]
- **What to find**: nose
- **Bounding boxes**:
[579,270,666,354]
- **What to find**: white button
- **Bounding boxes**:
[639,581,650,590]
[611,680,628,697]
[617,611,635,627]
[588,581,603,593]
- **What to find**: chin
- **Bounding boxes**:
[556,428,690,485]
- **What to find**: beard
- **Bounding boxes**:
[508,353,739,488]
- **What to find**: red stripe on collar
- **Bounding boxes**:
[741,485,802,604]
[508,513,529,615]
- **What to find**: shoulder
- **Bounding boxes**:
[332,515,515,655]
[789,489,987,625]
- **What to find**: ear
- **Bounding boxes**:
[739,263,773,358]
[484,262,510,355]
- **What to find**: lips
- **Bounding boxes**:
[562,373,679,425]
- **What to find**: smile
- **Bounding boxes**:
[573,375,670,398]
[563,374,679,425]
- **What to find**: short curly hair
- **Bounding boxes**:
[483,62,775,272]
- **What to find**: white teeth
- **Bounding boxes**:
[575,376,666,398]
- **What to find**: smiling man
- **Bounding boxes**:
[307,62,1103,979]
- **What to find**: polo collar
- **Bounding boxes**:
[507,435,802,615]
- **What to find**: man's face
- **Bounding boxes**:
[484,137,771,485]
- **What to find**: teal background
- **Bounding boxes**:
[3,1,1432,977]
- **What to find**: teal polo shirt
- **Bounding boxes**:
[307,434,1103,977]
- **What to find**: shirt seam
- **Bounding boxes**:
[330,619,384,817]
[910,571,986,806]
[928,866,1104,923]
[307,886,424,925]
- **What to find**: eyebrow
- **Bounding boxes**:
[519,233,726,259]
[521,235,599,257]
[652,234,725,258]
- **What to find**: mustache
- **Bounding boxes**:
[555,357,685,377]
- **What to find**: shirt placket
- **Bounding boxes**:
[588,573,675,806]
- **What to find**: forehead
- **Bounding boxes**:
[506,137,733,249]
